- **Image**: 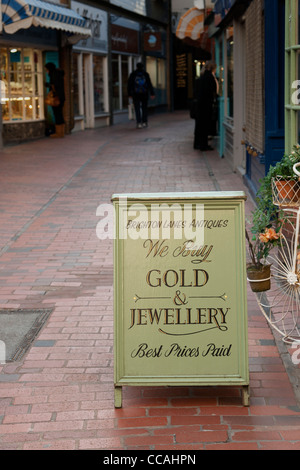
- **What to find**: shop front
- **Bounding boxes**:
[111,19,141,124]
[109,0,171,124]
[0,0,91,144]
[212,0,247,173]
[71,1,109,131]
[0,43,46,141]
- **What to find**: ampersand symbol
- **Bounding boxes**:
[174,290,188,306]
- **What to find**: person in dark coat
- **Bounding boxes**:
[127,62,155,128]
[194,61,218,151]
[45,62,65,138]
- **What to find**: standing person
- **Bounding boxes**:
[45,62,65,138]
[193,62,218,151]
[128,62,155,129]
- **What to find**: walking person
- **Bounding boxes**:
[128,62,155,129]
[45,62,65,138]
[193,61,218,151]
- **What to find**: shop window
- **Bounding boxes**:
[146,57,167,106]
[112,54,120,110]
[0,47,43,122]
[93,55,106,114]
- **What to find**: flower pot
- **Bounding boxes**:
[273,178,300,206]
[247,263,271,292]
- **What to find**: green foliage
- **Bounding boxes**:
[246,147,300,268]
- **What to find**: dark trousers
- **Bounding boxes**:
[133,95,148,124]
[194,116,209,150]
[52,102,65,125]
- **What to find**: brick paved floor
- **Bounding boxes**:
[0,111,299,450]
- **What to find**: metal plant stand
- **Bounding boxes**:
[256,164,300,344]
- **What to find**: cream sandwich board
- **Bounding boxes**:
[112,192,249,407]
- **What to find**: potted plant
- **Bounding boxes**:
[246,213,281,293]
[268,146,300,205]
[246,148,300,292]
[245,163,283,291]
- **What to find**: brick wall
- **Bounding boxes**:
[245,0,264,154]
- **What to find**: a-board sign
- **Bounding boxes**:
[112,192,249,407]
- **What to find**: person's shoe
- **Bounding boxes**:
[50,124,65,138]
[137,123,143,129]
[142,122,148,128]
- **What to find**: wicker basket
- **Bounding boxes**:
[247,263,271,292]
[271,177,300,207]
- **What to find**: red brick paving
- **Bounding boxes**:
[0,111,299,450]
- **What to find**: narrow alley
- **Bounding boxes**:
[0,111,299,451]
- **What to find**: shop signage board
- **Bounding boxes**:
[112,192,249,407]
[71,1,108,53]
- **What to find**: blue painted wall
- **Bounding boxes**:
[264,0,285,173]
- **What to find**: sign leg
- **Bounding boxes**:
[114,386,122,408]
[242,385,250,407]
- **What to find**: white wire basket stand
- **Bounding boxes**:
[255,163,300,344]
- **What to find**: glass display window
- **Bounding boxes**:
[0,47,44,122]
[93,55,105,114]
[146,56,167,106]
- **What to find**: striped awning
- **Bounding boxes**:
[1,0,91,37]
[176,7,205,41]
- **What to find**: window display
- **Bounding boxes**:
[0,47,43,122]
[93,55,105,113]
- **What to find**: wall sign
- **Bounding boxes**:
[144,32,162,52]
[110,0,146,16]
[71,1,108,53]
[113,192,249,407]
[111,24,139,54]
